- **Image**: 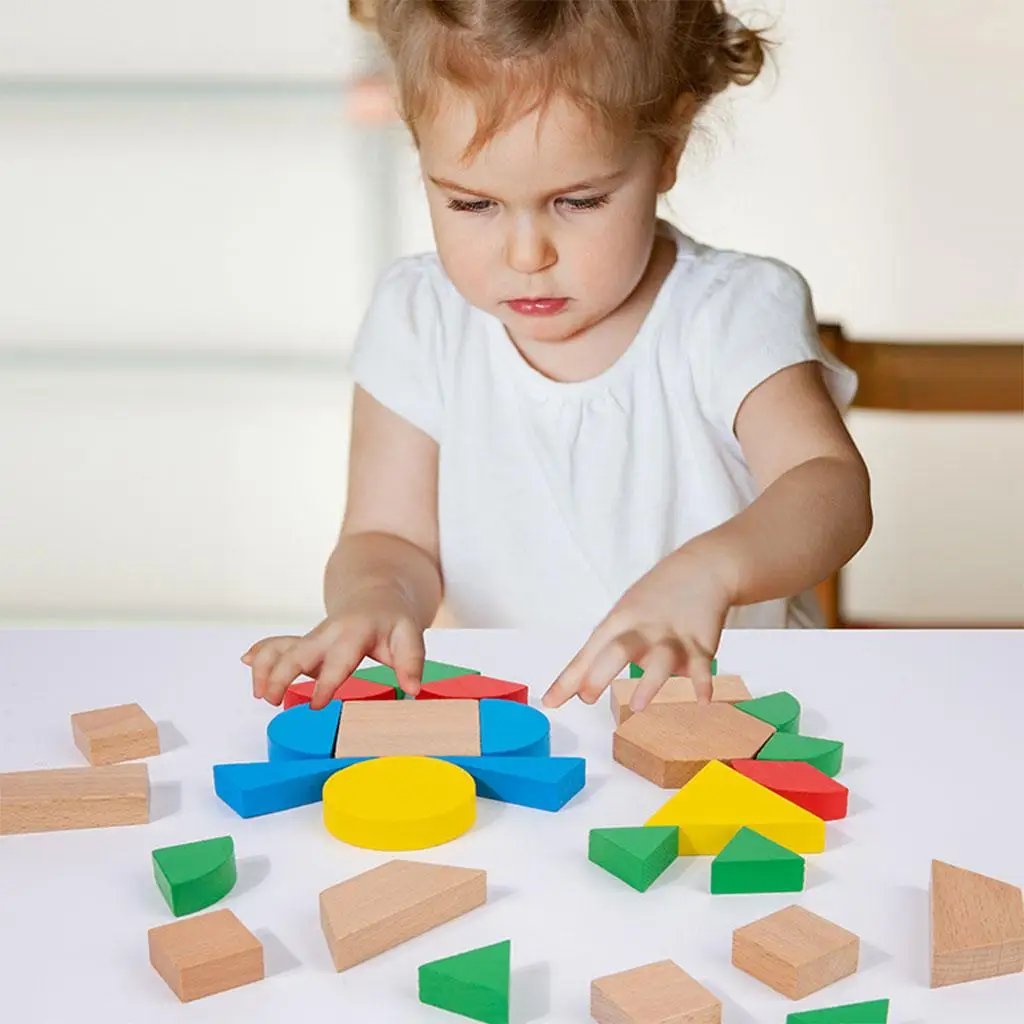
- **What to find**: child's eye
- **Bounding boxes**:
[446,197,493,214]
[558,193,611,211]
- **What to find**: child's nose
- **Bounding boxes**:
[505,220,557,276]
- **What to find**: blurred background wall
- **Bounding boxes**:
[1,0,1021,628]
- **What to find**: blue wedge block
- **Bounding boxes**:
[214,757,366,817]
[266,701,343,761]
[442,756,585,811]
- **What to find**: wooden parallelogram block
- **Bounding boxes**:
[591,959,722,1023]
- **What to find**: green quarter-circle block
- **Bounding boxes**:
[711,827,805,895]
[153,836,237,917]
[757,733,844,778]
[588,826,679,892]
[419,939,511,1024]
[734,691,802,734]
[354,658,481,699]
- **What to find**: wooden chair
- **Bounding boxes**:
[814,323,1023,628]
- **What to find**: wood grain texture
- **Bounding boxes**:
[320,859,487,971]
[611,676,751,726]
[148,908,263,1002]
[591,959,722,1023]
[70,702,160,765]
[930,859,1024,988]
[334,698,481,757]
[0,763,149,834]
[613,703,775,788]
[732,905,860,1000]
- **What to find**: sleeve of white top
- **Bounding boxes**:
[346,258,444,443]
[689,255,858,437]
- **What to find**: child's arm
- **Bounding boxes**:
[245,386,442,708]
[543,361,872,710]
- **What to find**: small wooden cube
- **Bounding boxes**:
[591,960,721,1023]
[611,675,752,726]
[71,702,160,765]
[148,908,264,1002]
[334,698,481,757]
[732,905,860,999]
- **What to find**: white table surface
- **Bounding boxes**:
[1,626,1022,1023]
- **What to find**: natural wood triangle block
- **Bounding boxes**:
[591,959,722,1023]
[610,675,752,726]
[645,760,825,855]
[71,702,160,765]
[334,698,481,757]
[930,859,1024,988]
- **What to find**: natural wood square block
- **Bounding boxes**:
[732,905,860,999]
[611,675,752,725]
[591,959,721,1023]
[334,698,481,757]
[613,702,775,788]
[148,908,264,1002]
[71,702,160,765]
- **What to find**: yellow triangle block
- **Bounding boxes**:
[645,760,825,855]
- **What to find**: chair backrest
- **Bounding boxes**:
[815,323,1023,627]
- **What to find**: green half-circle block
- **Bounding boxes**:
[787,998,890,1023]
[588,825,679,892]
[711,827,805,894]
[757,733,844,778]
[419,939,511,1024]
[152,835,237,917]
[354,658,480,700]
[735,691,802,734]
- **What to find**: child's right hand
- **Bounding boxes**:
[242,591,426,709]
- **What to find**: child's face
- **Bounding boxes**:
[419,87,673,345]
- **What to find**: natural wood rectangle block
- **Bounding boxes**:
[0,763,150,834]
[320,859,487,971]
[591,959,722,1023]
[71,702,160,765]
[334,698,481,757]
[148,908,264,1002]
[732,905,860,1000]
[611,676,752,726]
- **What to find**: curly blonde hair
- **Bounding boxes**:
[351,0,768,159]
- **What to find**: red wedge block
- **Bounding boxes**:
[282,677,397,710]
[730,759,849,820]
[418,674,529,704]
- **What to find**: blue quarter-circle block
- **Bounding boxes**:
[479,698,550,757]
[442,756,585,811]
[267,702,343,761]
[213,757,367,818]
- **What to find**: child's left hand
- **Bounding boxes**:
[541,545,734,713]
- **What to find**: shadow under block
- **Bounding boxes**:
[930,859,1024,988]
[646,761,825,856]
[710,827,805,894]
[0,763,149,834]
[283,677,396,709]
[732,905,860,1000]
[478,699,550,757]
[591,959,722,1024]
[730,760,849,821]
[71,702,161,765]
[213,758,367,818]
[757,733,845,779]
[334,698,481,757]
[588,825,679,892]
[354,658,481,699]
[733,691,802,734]
[148,908,264,1002]
[319,859,487,972]
[442,756,585,811]
[419,939,511,1024]
[419,675,529,704]
[786,1000,890,1023]
[153,836,237,917]
[611,675,752,726]
[614,702,776,788]
[267,701,342,761]
[323,756,476,850]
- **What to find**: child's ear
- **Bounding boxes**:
[657,93,698,193]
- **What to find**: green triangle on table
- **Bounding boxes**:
[152,835,236,916]
[629,658,717,678]
[354,658,480,700]
[787,998,890,1022]
[735,691,801,734]
[419,939,511,1024]
[589,825,679,892]
[711,826,805,894]
[757,732,844,777]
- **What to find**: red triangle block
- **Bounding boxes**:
[282,677,397,709]
[730,760,849,820]
[418,675,529,704]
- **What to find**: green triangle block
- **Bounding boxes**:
[711,827,805,894]
[629,658,717,678]
[735,691,801,734]
[757,732,844,777]
[152,835,236,917]
[419,940,511,1024]
[354,659,480,699]
[589,825,679,892]
[787,999,890,1023]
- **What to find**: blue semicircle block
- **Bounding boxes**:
[441,756,585,811]
[267,702,343,761]
[478,698,551,757]
[213,757,367,818]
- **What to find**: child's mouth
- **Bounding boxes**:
[505,297,569,317]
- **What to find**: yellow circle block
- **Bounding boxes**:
[323,756,476,851]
